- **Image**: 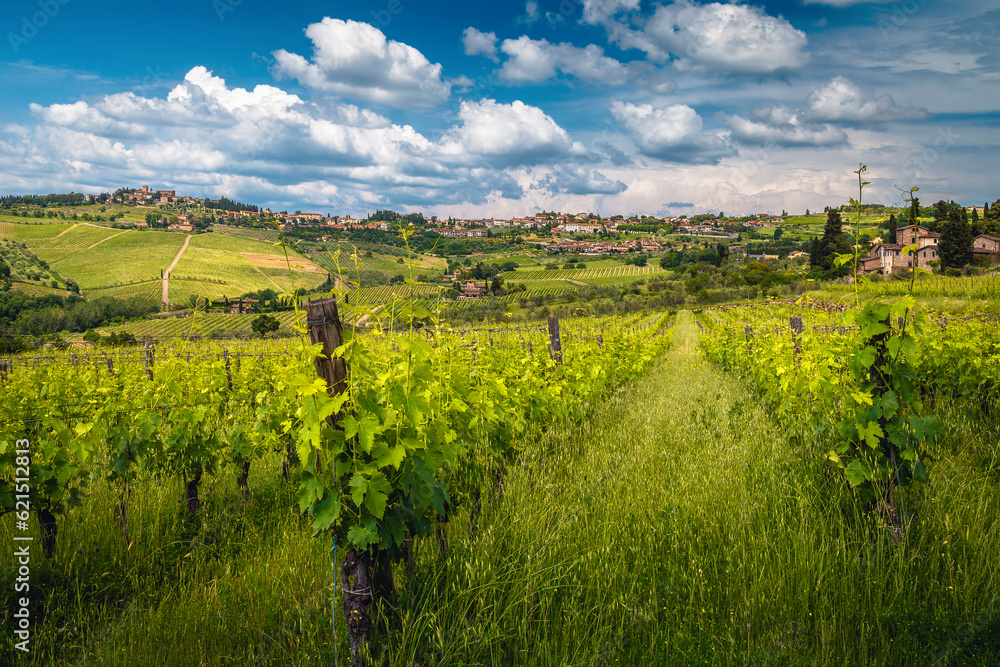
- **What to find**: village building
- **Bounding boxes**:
[167,219,194,232]
[216,297,259,314]
[974,234,1000,263]
[559,222,603,234]
[858,225,944,275]
[458,280,485,299]
[430,227,486,238]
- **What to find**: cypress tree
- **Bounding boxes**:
[809,238,821,267]
[986,200,1000,236]
[939,208,973,270]
[887,214,897,244]
[818,209,848,271]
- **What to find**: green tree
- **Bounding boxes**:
[938,208,973,270]
[986,200,1000,236]
[907,197,920,225]
[250,314,280,336]
[932,200,950,222]
[970,209,981,237]
[715,243,729,266]
[817,209,849,271]
[887,214,897,244]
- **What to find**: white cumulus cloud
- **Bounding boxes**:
[442,99,583,167]
[499,36,630,85]
[721,106,848,147]
[805,76,928,123]
[580,0,641,25]
[463,27,499,62]
[11,67,523,210]
[541,165,627,195]
[611,100,733,164]
[609,1,809,75]
[272,18,451,107]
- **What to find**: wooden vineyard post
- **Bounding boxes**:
[789,316,804,366]
[223,349,233,392]
[305,297,371,667]
[547,316,563,364]
[144,342,154,381]
[305,298,348,412]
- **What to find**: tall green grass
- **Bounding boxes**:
[3,314,998,665]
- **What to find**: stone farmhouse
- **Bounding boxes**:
[858,225,941,275]
[973,234,1000,260]
[859,225,999,275]
[458,280,486,299]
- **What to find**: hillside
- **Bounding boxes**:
[1,221,329,305]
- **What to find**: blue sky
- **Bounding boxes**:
[1,0,997,217]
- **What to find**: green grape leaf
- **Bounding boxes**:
[347,518,379,549]
[311,491,341,533]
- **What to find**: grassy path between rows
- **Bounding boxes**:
[406,310,821,665]
[162,233,192,304]
[398,311,998,666]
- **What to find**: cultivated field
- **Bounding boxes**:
[512,264,666,281]
[2,222,329,304]
[166,233,327,304]
[99,310,303,339]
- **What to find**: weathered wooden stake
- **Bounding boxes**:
[789,316,804,365]
[224,349,233,392]
[547,316,562,364]
[144,342,154,381]
[341,549,373,667]
[305,298,348,413]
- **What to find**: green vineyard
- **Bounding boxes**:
[1,294,998,665]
